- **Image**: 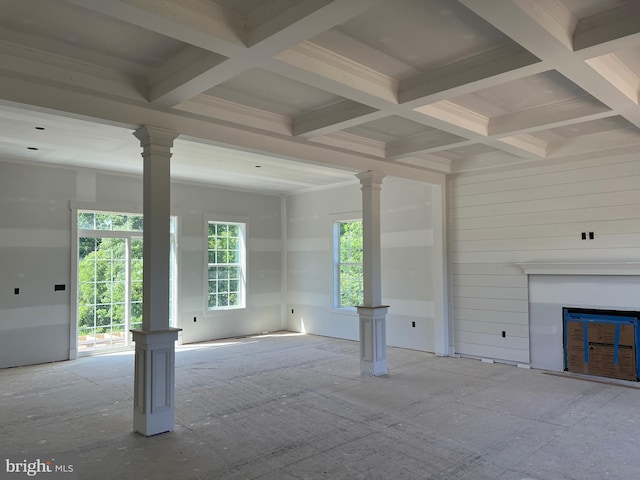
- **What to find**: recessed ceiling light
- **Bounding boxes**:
[27,147,39,151]
[34,127,45,130]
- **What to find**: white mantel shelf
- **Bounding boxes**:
[516,262,640,276]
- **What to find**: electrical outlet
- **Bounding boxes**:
[193,316,197,322]
[581,232,586,240]
[589,232,594,240]
[502,331,506,338]
[411,321,416,328]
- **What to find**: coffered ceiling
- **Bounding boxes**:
[0,0,638,192]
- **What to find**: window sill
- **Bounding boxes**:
[331,307,359,316]
[207,306,246,313]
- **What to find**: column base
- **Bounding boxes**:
[131,328,181,436]
[357,306,389,376]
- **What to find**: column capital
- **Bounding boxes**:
[356,170,385,188]
[131,327,181,346]
[133,125,178,148]
[357,305,390,313]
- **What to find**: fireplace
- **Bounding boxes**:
[564,308,640,381]
[519,263,640,373]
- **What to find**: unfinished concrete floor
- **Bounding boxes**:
[1,332,639,480]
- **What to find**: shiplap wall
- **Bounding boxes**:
[450,154,640,364]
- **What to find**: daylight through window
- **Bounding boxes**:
[335,220,363,308]
[207,222,246,310]
[76,210,177,352]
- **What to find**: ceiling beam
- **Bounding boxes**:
[512,0,577,50]
[266,32,560,159]
[394,155,452,175]
[458,0,571,59]
[0,25,150,77]
[415,101,488,136]
[497,134,548,158]
[8,0,637,176]
[487,97,614,137]
[72,0,385,108]
[149,56,252,106]
[399,45,543,107]
[571,31,640,61]
[292,100,380,138]
[483,137,544,160]
[559,61,640,128]
[0,71,445,185]
[274,39,545,141]
[274,41,399,104]
[451,151,530,174]
[308,131,385,158]
[175,95,291,136]
[67,0,246,57]
[585,54,639,106]
[548,128,640,157]
[0,40,147,102]
[459,0,640,131]
[573,2,640,51]
[153,0,386,107]
[386,132,470,161]
[267,56,491,141]
[148,48,228,105]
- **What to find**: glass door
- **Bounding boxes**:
[78,236,130,351]
[129,237,143,333]
[76,211,177,353]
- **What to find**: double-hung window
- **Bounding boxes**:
[334,219,363,309]
[207,221,246,310]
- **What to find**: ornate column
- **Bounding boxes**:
[356,171,388,376]
[131,126,181,436]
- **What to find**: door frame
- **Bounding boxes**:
[69,204,178,359]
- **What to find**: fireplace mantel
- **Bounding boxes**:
[516,262,640,276]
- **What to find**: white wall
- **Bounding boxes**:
[0,160,282,368]
[0,162,74,368]
[286,176,438,352]
[450,154,640,364]
[172,180,283,344]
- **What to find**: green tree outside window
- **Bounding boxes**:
[337,220,363,308]
[208,222,244,309]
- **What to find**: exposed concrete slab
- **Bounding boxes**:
[1,332,639,480]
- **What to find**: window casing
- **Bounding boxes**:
[207,221,246,310]
[334,219,363,309]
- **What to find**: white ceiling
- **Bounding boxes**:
[0,103,354,192]
[0,0,638,193]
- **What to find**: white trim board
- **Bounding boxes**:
[517,262,640,276]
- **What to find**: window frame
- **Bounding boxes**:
[332,214,363,312]
[205,219,247,312]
